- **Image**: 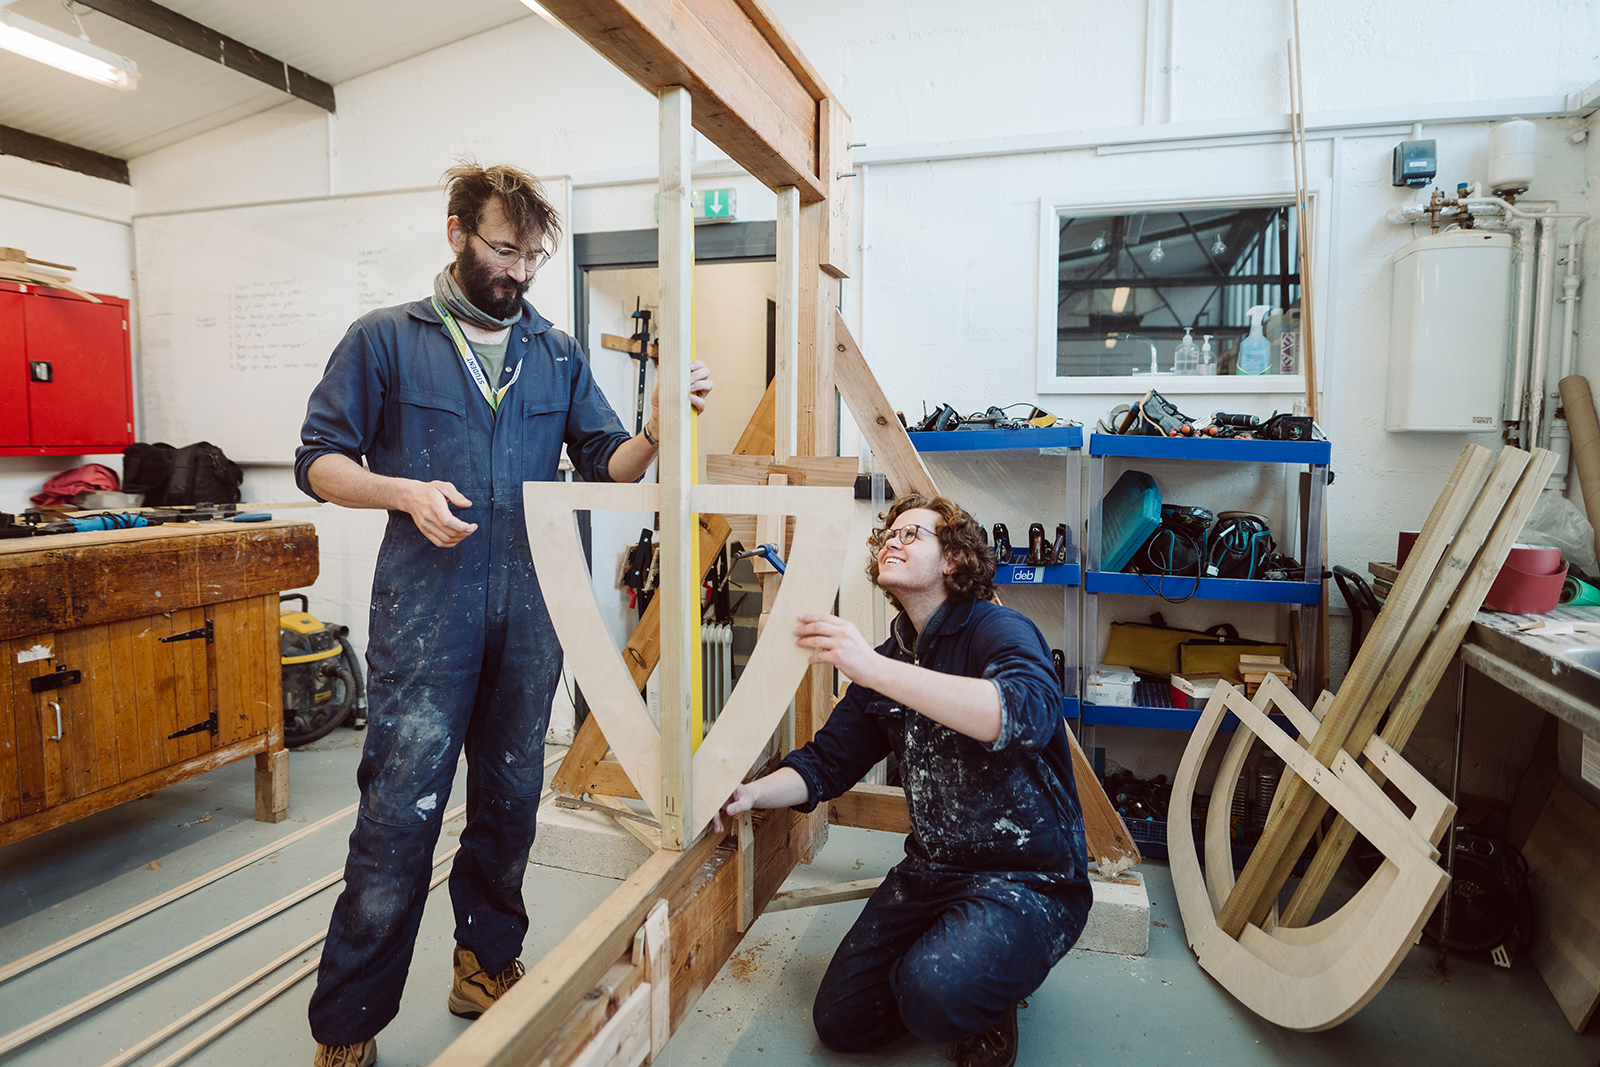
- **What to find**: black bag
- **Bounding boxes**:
[122,441,243,506]
[1127,504,1213,576]
[1204,512,1275,579]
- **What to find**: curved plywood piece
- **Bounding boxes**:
[523,480,852,833]
[1171,678,1453,1031]
[1205,715,1256,913]
[524,482,666,816]
[689,483,853,834]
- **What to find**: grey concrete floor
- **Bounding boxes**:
[2,731,1596,1067]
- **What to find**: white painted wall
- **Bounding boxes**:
[3,1,1597,791]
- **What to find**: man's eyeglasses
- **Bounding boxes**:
[880,523,936,547]
[468,229,548,272]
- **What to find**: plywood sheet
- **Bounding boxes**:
[1524,778,1600,1032]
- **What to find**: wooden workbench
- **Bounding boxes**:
[0,519,318,846]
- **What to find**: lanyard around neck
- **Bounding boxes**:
[432,297,522,412]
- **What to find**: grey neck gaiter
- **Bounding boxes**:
[433,264,521,331]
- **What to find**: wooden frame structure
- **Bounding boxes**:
[432,3,855,1064]
[432,5,1136,1064]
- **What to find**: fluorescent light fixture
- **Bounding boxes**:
[0,5,140,90]
[1111,286,1131,313]
[518,0,564,28]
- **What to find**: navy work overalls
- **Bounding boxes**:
[779,598,1093,1048]
[294,297,632,1046]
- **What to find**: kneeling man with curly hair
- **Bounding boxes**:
[715,494,1092,1067]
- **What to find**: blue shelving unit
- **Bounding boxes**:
[998,562,1081,586]
[907,424,1083,452]
[1081,703,1289,733]
[1082,432,1329,736]
[1090,434,1329,465]
[1084,571,1318,603]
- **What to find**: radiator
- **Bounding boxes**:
[702,623,735,724]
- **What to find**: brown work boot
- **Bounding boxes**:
[313,1039,375,1067]
[448,945,526,1019]
[943,1000,1022,1067]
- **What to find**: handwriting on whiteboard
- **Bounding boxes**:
[226,279,329,372]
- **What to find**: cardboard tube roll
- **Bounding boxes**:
[1560,374,1600,565]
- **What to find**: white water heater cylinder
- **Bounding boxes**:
[1387,231,1513,433]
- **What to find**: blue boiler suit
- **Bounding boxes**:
[778,598,1093,1050]
[294,297,633,1045]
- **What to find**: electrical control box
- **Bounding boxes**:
[1391,139,1438,188]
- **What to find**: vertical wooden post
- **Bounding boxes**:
[253,747,288,824]
[775,187,800,465]
[658,85,694,851]
[797,203,839,459]
[735,811,755,932]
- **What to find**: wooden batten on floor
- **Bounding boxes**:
[767,876,883,913]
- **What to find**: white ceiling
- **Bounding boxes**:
[0,0,536,162]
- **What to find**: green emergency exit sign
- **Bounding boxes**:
[654,188,738,223]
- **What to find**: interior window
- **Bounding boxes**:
[1055,205,1301,377]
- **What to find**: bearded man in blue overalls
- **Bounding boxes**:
[295,162,711,1067]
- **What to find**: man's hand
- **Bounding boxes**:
[795,613,883,688]
[402,480,478,547]
[645,359,715,438]
[711,782,757,834]
[307,454,478,549]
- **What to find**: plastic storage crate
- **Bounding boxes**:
[1123,812,1310,873]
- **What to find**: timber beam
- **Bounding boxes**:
[540,0,825,202]
[431,807,815,1067]
[0,124,127,185]
[76,0,337,111]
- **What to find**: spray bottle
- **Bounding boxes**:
[1238,305,1274,375]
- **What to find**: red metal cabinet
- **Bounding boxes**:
[0,291,25,448]
[0,282,134,456]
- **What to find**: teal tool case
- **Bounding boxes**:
[1102,470,1162,572]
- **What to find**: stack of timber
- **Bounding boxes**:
[1171,442,1557,1029]
[0,247,100,302]
[1238,655,1294,699]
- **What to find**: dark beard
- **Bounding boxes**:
[455,248,530,320]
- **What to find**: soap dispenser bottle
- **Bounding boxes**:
[1238,305,1274,375]
[1174,327,1199,374]
[1200,335,1216,375]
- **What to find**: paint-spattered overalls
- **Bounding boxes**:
[778,598,1093,1049]
[294,297,632,1046]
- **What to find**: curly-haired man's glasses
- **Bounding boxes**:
[883,523,936,546]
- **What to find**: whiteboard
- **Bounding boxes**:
[133,182,573,464]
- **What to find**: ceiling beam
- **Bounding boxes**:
[541,0,824,203]
[0,124,128,184]
[75,0,336,112]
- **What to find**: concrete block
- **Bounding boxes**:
[529,803,652,881]
[1074,870,1150,956]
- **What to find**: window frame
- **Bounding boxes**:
[1035,179,1333,395]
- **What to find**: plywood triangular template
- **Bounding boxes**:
[523,480,853,839]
